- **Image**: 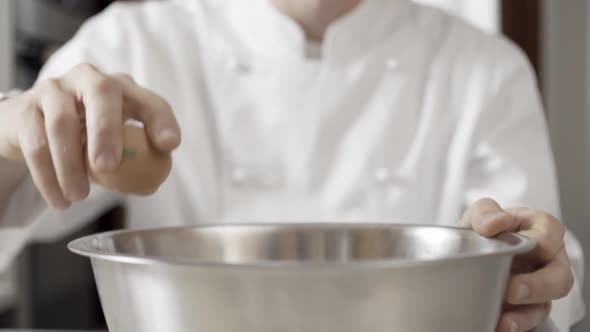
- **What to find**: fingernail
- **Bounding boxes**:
[480,211,507,226]
[54,200,71,210]
[514,283,530,301]
[95,152,117,171]
[159,129,180,146]
[65,191,83,202]
[71,184,90,201]
[510,320,518,332]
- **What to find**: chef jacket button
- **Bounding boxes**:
[230,60,252,75]
[230,167,249,186]
[385,58,399,71]
[374,167,391,184]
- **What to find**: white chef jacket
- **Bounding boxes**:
[0,0,585,330]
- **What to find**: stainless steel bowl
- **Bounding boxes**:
[69,223,534,332]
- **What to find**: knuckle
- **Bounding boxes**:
[114,72,135,83]
[534,214,564,259]
[47,109,77,132]
[24,135,49,160]
[89,76,119,95]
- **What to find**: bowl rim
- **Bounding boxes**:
[67,223,536,269]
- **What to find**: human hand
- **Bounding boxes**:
[0,63,181,209]
[461,198,574,332]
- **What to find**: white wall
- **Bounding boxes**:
[542,1,590,331]
[0,0,14,91]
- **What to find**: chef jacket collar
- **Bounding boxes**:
[177,0,414,62]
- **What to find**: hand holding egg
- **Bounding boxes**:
[0,63,181,208]
[87,124,173,195]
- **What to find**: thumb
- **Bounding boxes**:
[461,198,521,237]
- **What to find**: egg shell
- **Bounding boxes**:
[87,125,172,195]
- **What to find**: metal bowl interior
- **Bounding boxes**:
[68,223,534,268]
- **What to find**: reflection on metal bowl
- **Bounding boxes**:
[69,223,534,332]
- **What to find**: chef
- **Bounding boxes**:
[0,0,584,331]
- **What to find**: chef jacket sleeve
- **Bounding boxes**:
[0,7,130,272]
[463,45,585,331]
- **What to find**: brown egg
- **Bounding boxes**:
[87,125,172,195]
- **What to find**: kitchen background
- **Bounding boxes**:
[0,0,587,331]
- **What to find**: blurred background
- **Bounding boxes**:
[0,0,588,331]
